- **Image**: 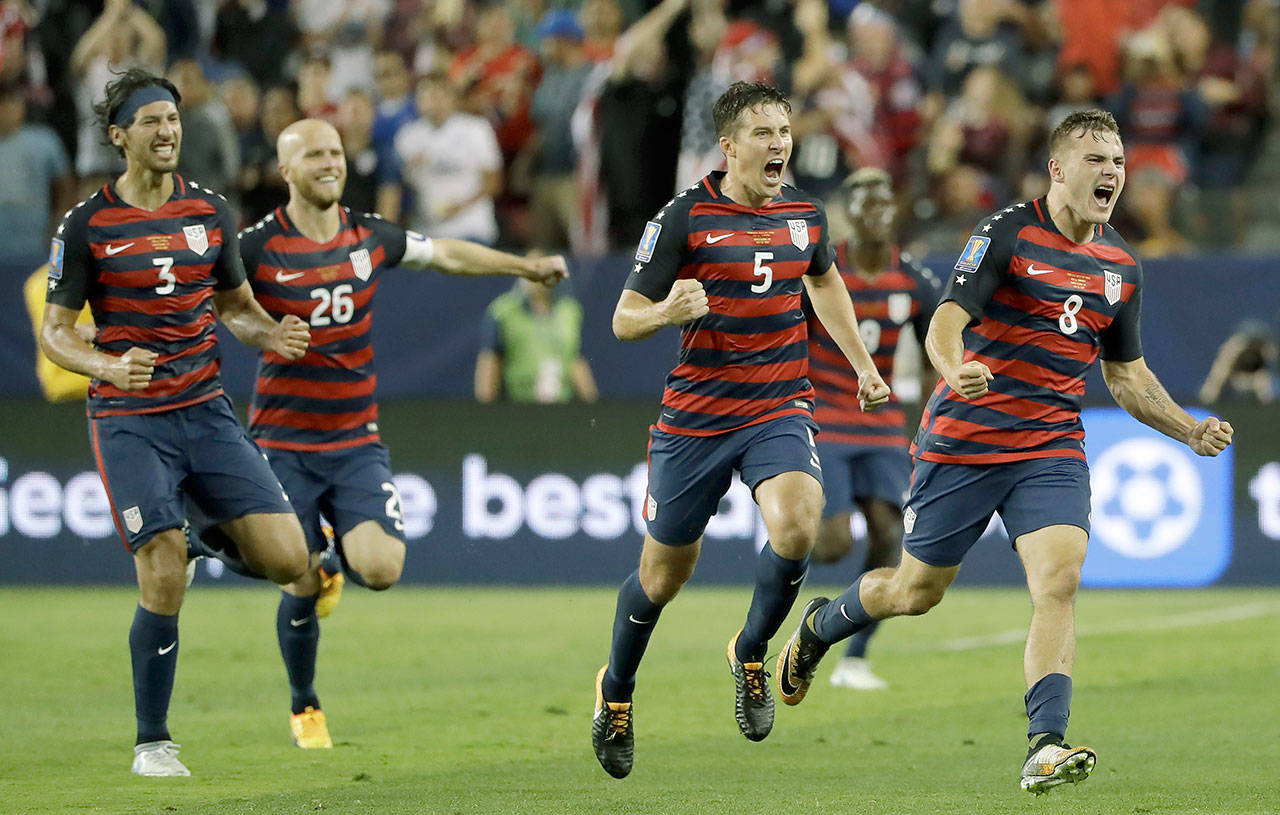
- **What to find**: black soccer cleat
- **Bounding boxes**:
[776,597,832,706]
[727,631,774,741]
[592,665,634,778]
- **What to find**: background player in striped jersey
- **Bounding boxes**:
[38,68,312,777]
[234,118,567,749]
[805,168,940,691]
[779,110,1234,794]
[592,82,891,779]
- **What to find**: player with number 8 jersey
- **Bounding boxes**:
[232,118,567,749]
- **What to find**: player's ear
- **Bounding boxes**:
[109,124,125,148]
[719,134,733,159]
[1047,157,1064,183]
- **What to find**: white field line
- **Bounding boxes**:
[893,600,1280,653]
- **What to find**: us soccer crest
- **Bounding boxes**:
[888,293,912,324]
[1104,270,1122,305]
[350,248,373,281]
[788,219,809,251]
[183,224,209,256]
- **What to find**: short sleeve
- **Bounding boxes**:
[941,217,1016,322]
[479,307,502,354]
[1100,262,1143,362]
[363,213,409,267]
[211,201,247,290]
[45,206,95,310]
[623,199,689,302]
[805,202,833,276]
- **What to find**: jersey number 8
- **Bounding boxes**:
[1059,294,1084,335]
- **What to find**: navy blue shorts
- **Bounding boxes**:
[644,414,823,546]
[816,443,912,516]
[265,443,404,555]
[90,395,294,552]
[902,456,1091,567]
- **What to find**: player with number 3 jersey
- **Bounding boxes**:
[232,119,567,749]
[780,110,1234,796]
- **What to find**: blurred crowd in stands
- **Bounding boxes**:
[2,0,1278,275]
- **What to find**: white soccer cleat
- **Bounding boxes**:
[1020,741,1096,794]
[131,740,191,777]
[828,657,889,690]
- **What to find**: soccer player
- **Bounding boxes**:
[777,109,1234,794]
[236,118,568,748]
[38,68,312,777]
[592,81,891,779]
[806,168,940,691]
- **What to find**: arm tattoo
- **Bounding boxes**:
[1142,373,1172,414]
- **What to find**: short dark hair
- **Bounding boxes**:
[842,166,892,195]
[1049,108,1120,158]
[94,67,181,152]
[711,81,791,138]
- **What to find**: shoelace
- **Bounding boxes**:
[606,705,631,739]
[742,666,769,701]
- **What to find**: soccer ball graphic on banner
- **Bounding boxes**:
[1090,437,1202,559]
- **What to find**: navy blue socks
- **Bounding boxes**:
[1025,672,1072,741]
[129,605,178,744]
[736,543,810,663]
[843,619,881,658]
[813,574,876,644]
[277,592,321,714]
[602,571,662,702]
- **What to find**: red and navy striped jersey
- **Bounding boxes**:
[912,198,1143,465]
[807,244,940,447]
[240,206,408,451]
[46,175,245,417]
[625,171,834,436]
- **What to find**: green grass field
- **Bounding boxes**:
[2,585,1277,814]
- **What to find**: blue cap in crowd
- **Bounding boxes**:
[535,9,584,42]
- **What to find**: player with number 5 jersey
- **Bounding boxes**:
[232,118,567,749]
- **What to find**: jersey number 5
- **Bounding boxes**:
[752,252,773,293]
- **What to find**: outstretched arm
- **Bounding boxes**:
[804,264,890,409]
[404,235,568,284]
[213,281,310,360]
[1102,356,1233,456]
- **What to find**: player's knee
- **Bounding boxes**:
[352,549,405,591]
[261,545,309,585]
[1030,569,1081,607]
[900,584,945,616]
[767,513,820,558]
[639,563,694,604]
[812,522,853,564]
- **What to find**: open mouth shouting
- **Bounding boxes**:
[1092,182,1116,208]
[764,157,785,185]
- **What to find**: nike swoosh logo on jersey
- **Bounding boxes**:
[276,270,305,282]
[104,243,134,255]
[157,641,176,655]
[290,617,312,627]
[705,232,734,244]
[1026,265,1055,275]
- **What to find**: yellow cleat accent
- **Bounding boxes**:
[315,569,344,619]
[290,706,333,749]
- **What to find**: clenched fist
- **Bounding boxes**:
[661,278,709,325]
[945,360,993,400]
[1188,416,1233,457]
[858,371,892,411]
[103,346,158,391]
[526,255,569,284]
[269,314,311,361]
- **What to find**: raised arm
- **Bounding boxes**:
[1101,356,1233,456]
[213,281,310,360]
[803,263,890,409]
[422,238,567,283]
